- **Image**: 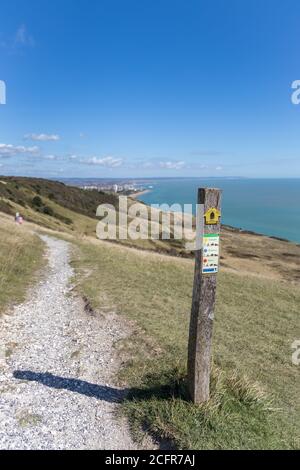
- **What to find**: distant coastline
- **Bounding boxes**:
[61,177,300,243]
[130,189,151,199]
[135,178,300,244]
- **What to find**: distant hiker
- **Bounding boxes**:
[15,212,24,224]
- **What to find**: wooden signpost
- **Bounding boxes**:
[187,188,222,404]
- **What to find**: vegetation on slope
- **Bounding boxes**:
[2,176,300,278]
[71,238,300,449]
[0,176,119,219]
[0,176,190,254]
[0,214,45,312]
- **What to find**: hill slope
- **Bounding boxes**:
[1,176,300,282]
[0,214,45,311]
[0,176,299,449]
[70,234,300,449]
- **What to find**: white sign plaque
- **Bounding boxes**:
[202,234,220,274]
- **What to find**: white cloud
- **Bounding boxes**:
[142,162,154,169]
[0,143,39,158]
[68,154,78,160]
[0,25,35,51]
[81,156,123,168]
[24,133,60,142]
[159,160,186,170]
[190,150,222,157]
[14,25,35,47]
[216,166,223,171]
[43,154,59,160]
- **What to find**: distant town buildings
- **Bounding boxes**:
[81,182,142,194]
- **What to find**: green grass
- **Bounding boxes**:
[0,216,45,311]
[71,238,300,449]
[123,367,278,450]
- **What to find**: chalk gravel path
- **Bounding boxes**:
[0,235,138,450]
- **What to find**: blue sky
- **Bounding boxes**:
[0,0,300,178]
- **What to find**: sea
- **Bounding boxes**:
[137,178,300,244]
[64,177,300,244]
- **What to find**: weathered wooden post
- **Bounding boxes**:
[187,188,222,403]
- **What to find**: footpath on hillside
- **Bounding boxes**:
[0,235,140,450]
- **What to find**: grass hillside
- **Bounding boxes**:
[1,176,300,280]
[0,176,299,449]
[0,176,119,219]
[0,214,45,312]
[0,176,190,254]
[71,238,300,449]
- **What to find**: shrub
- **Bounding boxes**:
[42,205,54,216]
[32,196,43,207]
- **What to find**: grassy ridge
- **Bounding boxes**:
[0,176,119,219]
[2,176,300,280]
[0,215,45,312]
[71,238,300,449]
[0,176,190,254]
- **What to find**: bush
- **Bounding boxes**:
[43,205,54,216]
[55,213,73,225]
[32,196,43,207]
